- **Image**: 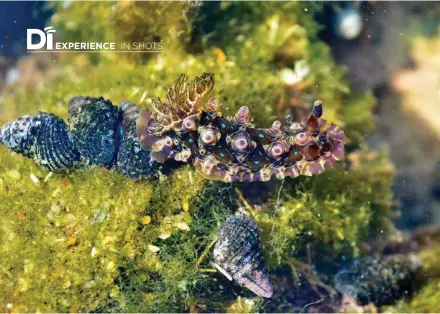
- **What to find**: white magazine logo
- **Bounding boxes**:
[27,26,56,50]
[25,27,162,53]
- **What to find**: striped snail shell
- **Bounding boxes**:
[0,112,80,171]
[213,215,273,298]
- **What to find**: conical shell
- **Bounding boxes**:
[213,216,273,298]
[68,96,119,167]
[0,112,80,171]
[0,115,35,158]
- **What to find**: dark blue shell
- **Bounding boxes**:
[0,115,35,158]
[68,96,119,168]
[334,254,423,306]
[116,101,161,180]
[0,98,163,179]
[0,112,80,171]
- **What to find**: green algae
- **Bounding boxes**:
[390,280,440,313]
[0,1,404,312]
[0,160,235,312]
[252,150,395,272]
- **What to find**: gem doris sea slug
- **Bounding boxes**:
[0,73,344,182]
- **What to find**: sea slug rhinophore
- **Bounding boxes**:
[0,73,344,182]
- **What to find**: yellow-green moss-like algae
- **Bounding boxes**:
[0,1,399,312]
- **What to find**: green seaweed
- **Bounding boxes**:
[252,150,395,272]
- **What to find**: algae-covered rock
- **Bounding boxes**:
[334,254,423,307]
[383,245,440,313]
[0,1,401,312]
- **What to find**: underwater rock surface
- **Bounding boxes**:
[213,215,273,298]
[334,254,424,307]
